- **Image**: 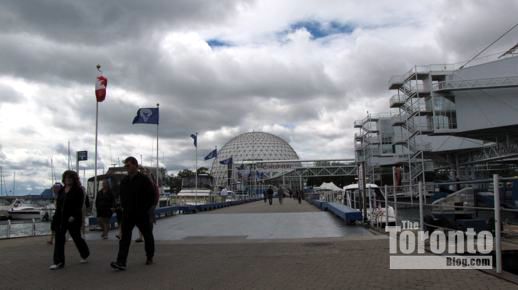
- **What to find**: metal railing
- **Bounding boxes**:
[434,75,518,91]
[379,176,518,274]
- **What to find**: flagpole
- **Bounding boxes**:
[156,103,160,192]
[195,132,198,205]
[94,97,99,201]
[93,64,106,206]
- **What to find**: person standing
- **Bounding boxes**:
[266,186,274,205]
[49,171,90,270]
[95,180,115,240]
[111,157,156,270]
[220,187,229,202]
[278,187,284,205]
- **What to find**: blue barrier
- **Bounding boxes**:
[88,198,262,227]
[321,202,362,224]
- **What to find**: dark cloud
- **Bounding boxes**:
[0,0,251,45]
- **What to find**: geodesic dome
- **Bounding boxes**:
[211,132,299,188]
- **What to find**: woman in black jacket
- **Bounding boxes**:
[49,170,90,270]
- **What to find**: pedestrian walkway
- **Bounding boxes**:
[0,199,515,289]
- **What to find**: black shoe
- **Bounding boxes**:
[135,238,143,243]
[110,261,126,271]
[145,257,153,265]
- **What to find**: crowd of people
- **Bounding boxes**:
[263,186,304,205]
[48,156,157,271]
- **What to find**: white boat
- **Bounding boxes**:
[343,183,396,226]
[7,199,49,220]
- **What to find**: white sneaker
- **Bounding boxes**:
[79,259,88,264]
[49,263,64,270]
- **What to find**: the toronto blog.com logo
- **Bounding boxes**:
[386,221,493,269]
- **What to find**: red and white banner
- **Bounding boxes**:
[95,75,108,102]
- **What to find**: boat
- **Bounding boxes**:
[7,199,45,220]
[176,174,215,205]
[342,183,396,226]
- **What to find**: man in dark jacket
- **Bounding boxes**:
[266,186,274,205]
[111,157,156,270]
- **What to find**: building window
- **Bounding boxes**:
[433,95,457,129]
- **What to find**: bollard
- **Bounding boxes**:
[418,181,424,231]
[7,219,11,238]
[493,174,502,273]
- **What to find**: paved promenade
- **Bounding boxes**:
[0,199,515,289]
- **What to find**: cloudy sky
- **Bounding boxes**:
[1,0,517,194]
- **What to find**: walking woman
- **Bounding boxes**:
[49,170,90,270]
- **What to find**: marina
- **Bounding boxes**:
[2,1,518,289]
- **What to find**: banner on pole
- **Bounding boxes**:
[132,108,159,124]
[95,75,108,102]
[204,148,217,160]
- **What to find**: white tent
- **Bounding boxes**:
[316,182,342,191]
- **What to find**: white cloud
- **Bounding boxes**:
[1,0,516,194]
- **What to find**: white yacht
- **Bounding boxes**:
[7,199,54,220]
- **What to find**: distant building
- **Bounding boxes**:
[355,54,518,185]
[211,132,299,189]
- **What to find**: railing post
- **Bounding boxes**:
[32,218,36,236]
[384,184,389,227]
[392,166,398,225]
[7,219,11,238]
[418,181,424,231]
[493,174,502,273]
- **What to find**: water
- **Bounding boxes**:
[0,221,51,239]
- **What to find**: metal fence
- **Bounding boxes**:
[375,176,518,274]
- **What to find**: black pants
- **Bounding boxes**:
[116,215,155,265]
[53,222,90,265]
[268,196,273,205]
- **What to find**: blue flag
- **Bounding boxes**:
[132,108,159,124]
[219,157,233,165]
[190,133,197,147]
[204,148,217,160]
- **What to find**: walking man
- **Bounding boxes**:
[111,157,156,270]
[278,186,284,205]
[267,186,274,205]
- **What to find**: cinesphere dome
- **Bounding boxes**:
[211,132,299,188]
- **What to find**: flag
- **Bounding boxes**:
[219,157,233,165]
[132,108,159,124]
[204,148,217,160]
[190,134,197,147]
[95,75,108,102]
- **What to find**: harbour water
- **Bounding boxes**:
[0,220,51,239]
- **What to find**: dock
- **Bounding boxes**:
[0,198,515,289]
